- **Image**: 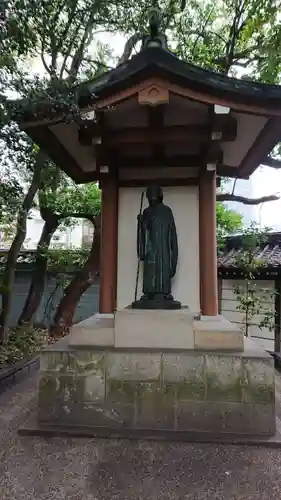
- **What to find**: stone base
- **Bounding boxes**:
[19,414,281,448]
[113,309,242,351]
[69,314,114,348]
[194,315,244,351]
[114,308,196,349]
[37,337,276,437]
[67,311,242,352]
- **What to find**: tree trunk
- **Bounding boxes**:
[18,165,61,326]
[18,214,60,326]
[0,151,45,343]
[50,216,100,337]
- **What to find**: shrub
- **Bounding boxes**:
[0,326,48,367]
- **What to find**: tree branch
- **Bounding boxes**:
[117,33,142,65]
[186,29,227,45]
[82,57,112,70]
[222,0,246,74]
[40,48,51,76]
[62,212,95,222]
[217,193,280,205]
[164,0,179,30]
[68,10,96,82]
[262,156,281,169]
[191,6,216,58]
[59,22,83,80]
[55,1,78,54]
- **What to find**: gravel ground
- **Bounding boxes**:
[1,372,281,499]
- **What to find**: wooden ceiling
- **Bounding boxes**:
[77,98,238,178]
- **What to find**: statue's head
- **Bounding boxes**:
[146,184,163,205]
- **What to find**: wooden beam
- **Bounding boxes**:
[218,165,245,178]
[96,77,281,117]
[199,106,219,316]
[147,105,165,128]
[96,153,202,169]
[29,125,88,183]
[199,169,218,316]
[199,106,223,173]
[118,178,199,187]
[104,123,235,146]
[147,105,165,163]
[99,175,118,313]
[207,105,231,169]
[205,143,224,170]
[79,116,237,146]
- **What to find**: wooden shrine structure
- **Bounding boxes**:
[17,13,281,441]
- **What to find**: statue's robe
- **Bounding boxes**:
[137,202,178,297]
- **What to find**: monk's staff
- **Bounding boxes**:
[134,191,144,302]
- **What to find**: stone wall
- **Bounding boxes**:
[38,342,275,436]
[0,271,99,327]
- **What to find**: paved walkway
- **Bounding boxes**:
[1,371,281,499]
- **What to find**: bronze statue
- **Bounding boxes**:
[132,184,181,310]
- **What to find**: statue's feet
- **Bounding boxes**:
[140,294,149,301]
[164,294,173,301]
[143,293,174,301]
[132,296,181,310]
[140,293,173,301]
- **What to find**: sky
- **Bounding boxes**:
[226,167,281,230]
[30,31,281,231]
[245,167,281,230]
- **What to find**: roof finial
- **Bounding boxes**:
[142,3,168,50]
[148,4,161,39]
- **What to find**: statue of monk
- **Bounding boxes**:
[133,184,181,309]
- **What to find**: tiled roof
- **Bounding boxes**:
[218,244,281,268]
[84,47,281,105]
[218,232,281,270]
[0,249,92,271]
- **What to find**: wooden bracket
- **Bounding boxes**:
[138,84,169,106]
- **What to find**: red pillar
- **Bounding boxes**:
[99,176,118,313]
[199,169,218,316]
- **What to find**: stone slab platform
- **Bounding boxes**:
[69,314,114,347]
[36,336,275,437]
[71,311,243,351]
[194,315,244,351]
[18,414,281,448]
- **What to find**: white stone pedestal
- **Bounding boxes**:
[69,314,114,347]
[68,309,243,352]
[194,315,244,351]
[114,308,197,349]
[114,308,243,351]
